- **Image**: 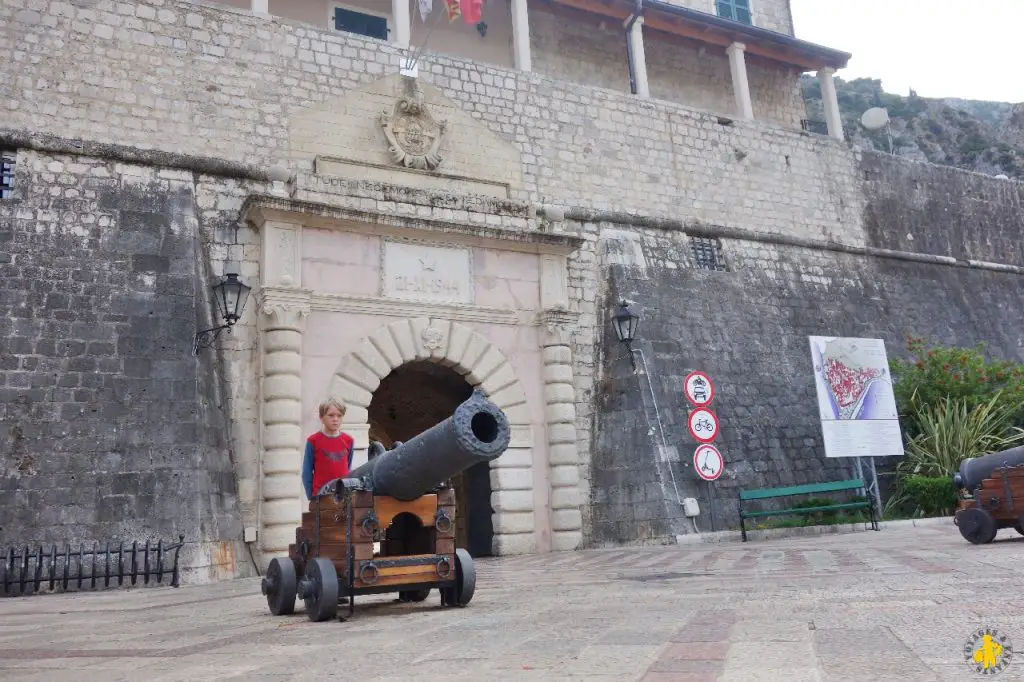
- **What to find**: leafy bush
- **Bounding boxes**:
[883,336,1024,519]
[899,393,1024,478]
[902,475,957,517]
[889,336,1024,440]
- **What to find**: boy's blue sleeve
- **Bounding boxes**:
[301,440,314,499]
[347,442,354,469]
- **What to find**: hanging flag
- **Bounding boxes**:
[461,0,482,24]
[418,0,432,22]
[444,0,460,22]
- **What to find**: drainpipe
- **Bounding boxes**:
[624,0,648,97]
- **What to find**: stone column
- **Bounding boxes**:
[818,67,845,140]
[626,16,650,99]
[393,0,411,47]
[538,252,581,551]
[257,296,310,560]
[726,42,754,120]
[540,309,581,551]
[511,0,532,72]
[251,0,269,13]
[246,208,310,563]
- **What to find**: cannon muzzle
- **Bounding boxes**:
[954,445,1024,490]
[347,389,511,500]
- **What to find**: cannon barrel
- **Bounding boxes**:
[953,445,1024,490]
[348,389,510,500]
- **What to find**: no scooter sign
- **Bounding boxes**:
[687,407,719,444]
[693,444,724,482]
[683,371,714,407]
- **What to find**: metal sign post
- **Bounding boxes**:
[685,372,723,535]
[694,444,723,532]
[853,456,882,521]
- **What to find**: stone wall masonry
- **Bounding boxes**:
[0,0,857,244]
[584,158,1024,544]
[0,147,256,581]
[861,153,1024,264]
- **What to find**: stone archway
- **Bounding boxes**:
[325,316,536,556]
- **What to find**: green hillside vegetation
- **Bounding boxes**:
[801,75,1024,180]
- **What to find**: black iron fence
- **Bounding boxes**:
[1,535,185,597]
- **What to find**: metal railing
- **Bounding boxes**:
[1,535,185,598]
[801,119,829,136]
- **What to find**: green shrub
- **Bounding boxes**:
[899,393,1024,478]
[903,475,957,517]
[890,336,1024,440]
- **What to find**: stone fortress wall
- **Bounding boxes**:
[1,0,1022,573]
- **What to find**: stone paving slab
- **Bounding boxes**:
[2,524,1024,680]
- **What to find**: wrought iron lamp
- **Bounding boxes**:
[612,299,640,369]
[193,271,251,355]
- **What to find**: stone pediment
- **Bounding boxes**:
[289,75,523,196]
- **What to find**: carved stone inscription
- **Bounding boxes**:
[382,241,472,304]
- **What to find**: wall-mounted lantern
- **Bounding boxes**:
[612,299,640,369]
[193,270,251,355]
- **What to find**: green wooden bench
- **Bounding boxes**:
[738,479,879,542]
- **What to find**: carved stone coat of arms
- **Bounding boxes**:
[379,77,447,171]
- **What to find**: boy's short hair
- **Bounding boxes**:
[318,397,347,418]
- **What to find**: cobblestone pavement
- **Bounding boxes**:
[2,523,1023,681]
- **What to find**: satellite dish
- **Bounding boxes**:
[861,107,890,131]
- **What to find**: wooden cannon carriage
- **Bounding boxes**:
[260,390,509,622]
[953,446,1024,545]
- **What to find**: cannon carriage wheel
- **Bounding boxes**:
[957,508,998,545]
[302,558,339,622]
[440,548,476,607]
[262,557,298,616]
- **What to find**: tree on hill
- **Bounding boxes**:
[801,75,1024,179]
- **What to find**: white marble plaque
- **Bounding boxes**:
[382,241,472,304]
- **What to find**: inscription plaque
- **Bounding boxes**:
[382,241,472,304]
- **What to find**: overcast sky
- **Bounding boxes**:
[790,0,1024,103]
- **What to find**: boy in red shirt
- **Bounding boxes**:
[301,397,355,499]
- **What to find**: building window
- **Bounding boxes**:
[333,6,389,41]
[716,0,752,25]
[690,236,728,271]
[0,151,15,200]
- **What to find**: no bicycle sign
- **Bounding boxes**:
[687,407,719,444]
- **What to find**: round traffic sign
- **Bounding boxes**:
[693,444,724,481]
[687,407,719,443]
[683,371,714,407]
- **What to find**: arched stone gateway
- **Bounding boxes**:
[244,197,586,568]
[326,317,537,557]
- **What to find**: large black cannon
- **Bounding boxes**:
[347,389,510,500]
[953,445,1024,545]
[261,389,511,622]
[953,446,1024,490]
